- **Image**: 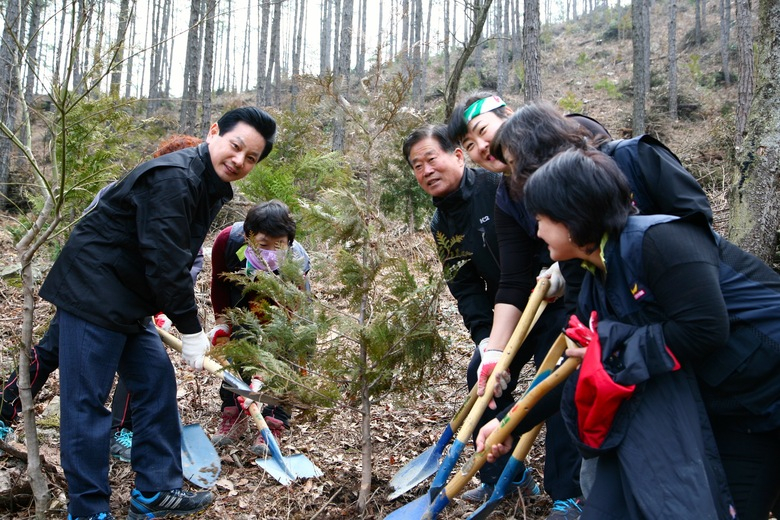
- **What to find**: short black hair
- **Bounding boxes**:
[447,91,512,144]
[244,199,296,246]
[402,124,457,167]
[217,107,277,161]
[524,148,635,247]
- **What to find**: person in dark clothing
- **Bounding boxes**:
[447,94,584,513]
[402,125,542,501]
[0,135,203,465]
[38,107,277,520]
[207,200,311,456]
[481,148,780,520]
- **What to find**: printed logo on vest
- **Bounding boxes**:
[479,215,490,224]
[630,283,646,300]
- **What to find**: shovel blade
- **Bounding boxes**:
[384,492,432,520]
[388,445,440,500]
[255,453,323,486]
[181,423,221,488]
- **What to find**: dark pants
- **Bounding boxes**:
[467,301,582,499]
[1,313,134,433]
[712,424,780,520]
[58,309,181,517]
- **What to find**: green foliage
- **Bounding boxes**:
[688,54,702,83]
[434,231,471,283]
[377,147,431,228]
[576,52,589,67]
[212,252,336,409]
[238,105,352,209]
[594,78,622,99]
[558,92,584,113]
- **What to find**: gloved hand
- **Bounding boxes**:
[238,376,264,413]
[180,331,209,370]
[477,340,510,410]
[564,311,599,348]
[207,323,231,346]
[537,262,565,301]
[154,313,173,332]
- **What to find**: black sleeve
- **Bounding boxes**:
[635,137,713,222]
[494,204,536,310]
[433,222,494,345]
[642,219,729,361]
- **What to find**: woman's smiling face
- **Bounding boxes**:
[461,110,509,173]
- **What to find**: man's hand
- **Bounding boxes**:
[477,340,510,410]
[154,313,173,332]
[537,262,565,301]
[181,331,210,370]
[476,418,512,463]
[238,376,264,413]
[207,324,231,346]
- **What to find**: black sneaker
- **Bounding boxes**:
[110,428,133,463]
[127,488,214,519]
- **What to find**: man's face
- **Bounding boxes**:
[408,137,465,198]
[206,121,267,182]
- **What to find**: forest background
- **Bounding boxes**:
[0,0,778,518]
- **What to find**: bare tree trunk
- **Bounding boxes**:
[496,0,506,95]
[0,0,21,208]
[125,5,137,98]
[421,0,432,100]
[179,0,202,133]
[257,0,270,103]
[333,0,342,73]
[695,0,702,45]
[523,0,542,102]
[734,0,753,147]
[242,0,252,92]
[632,0,649,135]
[356,0,367,77]
[201,0,216,135]
[668,0,678,119]
[401,0,409,59]
[728,0,780,266]
[411,0,423,106]
[24,0,44,104]
[291,0,306,110]
[320,0,332,74]
[719,0,731,86]
[109,0,131,97]
[265,0,282,105]
[332,0,354,152]
[443,0,493,118]
[443,0,450,79]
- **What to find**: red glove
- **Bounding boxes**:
[154,313,173,332]
[564,311,599,348]
[207,324,231,346]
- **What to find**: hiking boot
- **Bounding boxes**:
[547,497,584,519]
[67,513,115,520]
[127,488,214,519]
[461,467,541,503]
[211,406,247,446]
[109,428,133,463]
[251,416,287,457]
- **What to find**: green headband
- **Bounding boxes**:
[463,95,507,123]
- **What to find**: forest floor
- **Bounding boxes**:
[0,215,554,520]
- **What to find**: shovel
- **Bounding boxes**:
[157,327,323,486]
[385,279,550,519]
[467,334,571,520]
[181,420,221,488]
[422,339,582,520]
[388,292,548,500]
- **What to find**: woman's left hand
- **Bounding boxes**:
[476,418,513,463]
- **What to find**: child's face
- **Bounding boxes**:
[248,232,289,251]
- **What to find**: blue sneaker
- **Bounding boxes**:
[547,497,584,519]
[67,513,115,520]
[461,467,541,503]
[127,488,214,519]
[110,428,133,462]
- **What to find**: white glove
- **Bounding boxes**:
[181,331,209,370]
[207,323,231,345]
[538,262,565,301]
[239,377,264,410]
[154,313,173,332]
[477,342,510,410]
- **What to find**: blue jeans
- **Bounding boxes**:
[58,309,181,516]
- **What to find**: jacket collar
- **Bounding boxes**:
[198,143,234,202]
[432,166,474,211]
